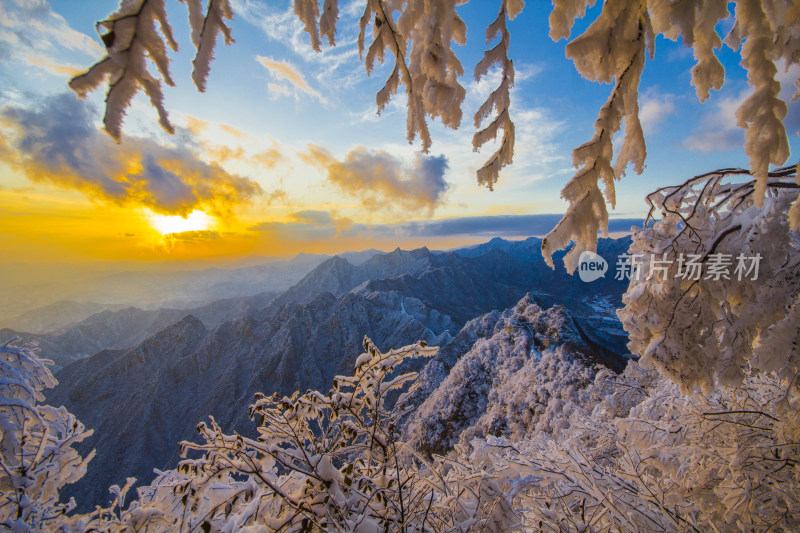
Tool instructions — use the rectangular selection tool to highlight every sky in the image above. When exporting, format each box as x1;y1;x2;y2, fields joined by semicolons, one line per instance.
1;0;798;266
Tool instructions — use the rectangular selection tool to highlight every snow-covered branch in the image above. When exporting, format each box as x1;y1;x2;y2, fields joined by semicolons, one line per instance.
0;339;95;531
472;0;523;191
543;0;799;269
542;0;653;272
68;0;233;141
619;164;799;394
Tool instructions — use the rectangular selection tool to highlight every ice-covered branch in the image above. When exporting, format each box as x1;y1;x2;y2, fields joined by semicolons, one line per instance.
543;0;652;272
68;0;234;141
68;0;177;141
472;0;523;191
189;0;234;93
0;339;97;530
619;164;800;394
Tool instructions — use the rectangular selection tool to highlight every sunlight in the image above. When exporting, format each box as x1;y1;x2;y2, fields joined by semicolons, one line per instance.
146;210;215;235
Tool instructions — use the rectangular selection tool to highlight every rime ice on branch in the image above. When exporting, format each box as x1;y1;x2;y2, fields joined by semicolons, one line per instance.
618;164;800;394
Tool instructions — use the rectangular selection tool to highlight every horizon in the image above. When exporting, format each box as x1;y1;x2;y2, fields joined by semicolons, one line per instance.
0;214;642;269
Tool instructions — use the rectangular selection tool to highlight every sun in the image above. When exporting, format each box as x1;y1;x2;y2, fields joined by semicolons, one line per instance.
146;210;215;235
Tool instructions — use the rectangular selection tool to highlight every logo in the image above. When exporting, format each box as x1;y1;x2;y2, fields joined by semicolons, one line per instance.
578;251;608;282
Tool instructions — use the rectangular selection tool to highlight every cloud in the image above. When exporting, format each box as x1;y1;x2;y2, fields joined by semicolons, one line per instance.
303;145;450;214
248;211;643;243
232;0;360;84
180;115;285;169
219;123;247;139
249;210;350;241
355;214;643;239
776;60;800;134
256;56;326;102
268;83;292;98
683;90;748;152
683;72;800;153
24;55;81;77
1;93;262;217
0;0;103;76
639;92;676;133
161;230;220;242
265;188;289;205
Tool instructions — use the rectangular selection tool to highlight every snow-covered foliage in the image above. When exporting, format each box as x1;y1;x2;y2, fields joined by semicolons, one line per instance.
472;0;522;190
77;337;515;532
68;0;233;141
618;164;800;394
541;0;799;270
403;297;601;457
0;338;96;531
462;357;800;532
70;0;800;267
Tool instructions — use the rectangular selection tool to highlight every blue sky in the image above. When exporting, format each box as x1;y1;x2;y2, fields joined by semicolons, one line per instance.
0;0;798;263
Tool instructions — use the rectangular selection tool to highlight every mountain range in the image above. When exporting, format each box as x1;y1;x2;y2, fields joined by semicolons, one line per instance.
38;236;633;510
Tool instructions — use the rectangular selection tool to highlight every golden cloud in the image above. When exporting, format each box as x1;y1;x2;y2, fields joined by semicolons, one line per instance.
1;94;262;218
256;56;325;102
303;145;450;215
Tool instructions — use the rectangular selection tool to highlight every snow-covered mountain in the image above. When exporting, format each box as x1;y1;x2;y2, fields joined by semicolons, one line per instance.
45;236;633;511
402;295;606;456
265;247;437;310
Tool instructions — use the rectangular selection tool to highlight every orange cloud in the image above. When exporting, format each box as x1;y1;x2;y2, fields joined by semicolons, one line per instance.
184;115;211;136
180;116;284;169
2;94;262;218
256;56;325;102
24;55;81;77
249;210;353;241
303;145;450;215
219;123;247;138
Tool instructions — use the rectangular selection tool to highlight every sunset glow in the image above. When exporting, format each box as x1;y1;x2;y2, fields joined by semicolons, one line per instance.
0;0;798;266
146;210;216;236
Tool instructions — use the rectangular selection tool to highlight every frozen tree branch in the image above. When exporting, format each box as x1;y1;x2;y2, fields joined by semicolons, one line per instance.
619;164;800;394
472;0;522;191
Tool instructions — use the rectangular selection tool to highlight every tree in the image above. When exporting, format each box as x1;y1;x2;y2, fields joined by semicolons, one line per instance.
68;0;800;268
467;357;800;532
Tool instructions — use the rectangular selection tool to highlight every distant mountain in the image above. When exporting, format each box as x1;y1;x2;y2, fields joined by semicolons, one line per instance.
338;249;386;265
2;291;277;369
266;247;436;310
1;300;129;334
453;236;544;263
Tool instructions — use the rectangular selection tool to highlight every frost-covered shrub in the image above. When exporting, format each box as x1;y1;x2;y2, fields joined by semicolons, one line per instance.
0;338;94;531
467;360;800;532
95;337;515;532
